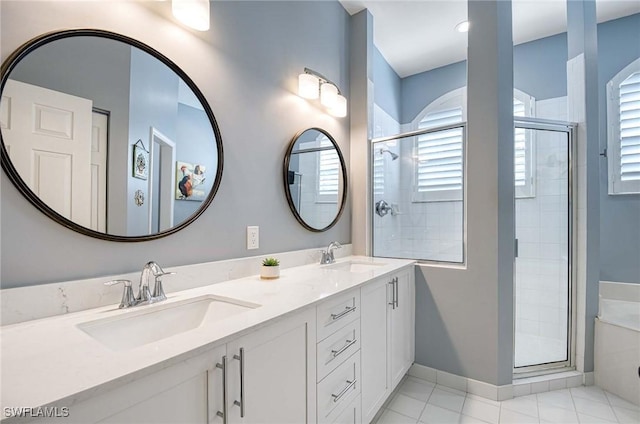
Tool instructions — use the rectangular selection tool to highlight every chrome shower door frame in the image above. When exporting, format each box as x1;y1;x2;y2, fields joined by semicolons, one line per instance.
512;117;577;377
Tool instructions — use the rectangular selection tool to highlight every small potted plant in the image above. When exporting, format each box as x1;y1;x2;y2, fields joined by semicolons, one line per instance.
260;257;280;280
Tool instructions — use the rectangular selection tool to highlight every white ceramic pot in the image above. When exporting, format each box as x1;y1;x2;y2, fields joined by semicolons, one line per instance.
260;265;280;280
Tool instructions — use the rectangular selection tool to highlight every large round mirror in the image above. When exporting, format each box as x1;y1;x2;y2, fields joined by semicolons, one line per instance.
283;128;347;232
0;29;223;241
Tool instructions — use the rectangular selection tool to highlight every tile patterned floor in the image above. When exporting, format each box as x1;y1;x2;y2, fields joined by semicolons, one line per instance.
373;376;640;424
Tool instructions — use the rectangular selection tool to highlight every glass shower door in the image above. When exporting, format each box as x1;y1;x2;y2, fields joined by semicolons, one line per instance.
513;120;574;372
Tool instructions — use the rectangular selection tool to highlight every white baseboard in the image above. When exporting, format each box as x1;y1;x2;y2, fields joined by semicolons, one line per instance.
408;364;513;401
409;363;588;401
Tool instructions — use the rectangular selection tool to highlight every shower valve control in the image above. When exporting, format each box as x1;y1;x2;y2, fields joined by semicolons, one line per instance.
375;200;392;217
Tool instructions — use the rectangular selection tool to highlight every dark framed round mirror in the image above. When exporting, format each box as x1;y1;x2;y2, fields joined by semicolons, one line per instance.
283;128;347;232
0;29;223;241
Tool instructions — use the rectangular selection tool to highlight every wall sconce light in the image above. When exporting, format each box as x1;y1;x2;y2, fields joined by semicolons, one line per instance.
455;20;470;33
172;0;210;31
297;68;347;118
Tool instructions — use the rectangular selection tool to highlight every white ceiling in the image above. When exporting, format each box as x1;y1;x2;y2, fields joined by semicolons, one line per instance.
339;0;640;78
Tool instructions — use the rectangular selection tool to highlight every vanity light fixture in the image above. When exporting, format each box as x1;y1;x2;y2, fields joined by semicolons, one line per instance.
455;20;470;33
172;0;210;31
297;68;347;118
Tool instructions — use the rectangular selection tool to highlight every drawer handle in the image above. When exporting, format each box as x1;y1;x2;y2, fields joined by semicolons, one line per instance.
331;339;357;358
331;379;357;403
233;348;245;418
215;356;227;424
331;306;357;321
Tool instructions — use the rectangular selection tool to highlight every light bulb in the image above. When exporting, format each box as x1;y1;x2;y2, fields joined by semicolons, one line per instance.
298;73;319;99
172;0;210;31
329;94;347;118
320;83;338;108
455;20;470;33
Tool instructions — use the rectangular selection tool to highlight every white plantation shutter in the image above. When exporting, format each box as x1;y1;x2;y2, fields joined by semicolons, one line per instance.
513;98;534;197
619;72;640;182
414;108;464;201
318;138;339;199
413;89;535;201
514;99;526;187
373;152;385;195
608;59;640;195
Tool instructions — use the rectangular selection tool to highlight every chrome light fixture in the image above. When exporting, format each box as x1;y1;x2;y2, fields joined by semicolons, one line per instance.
297;68;347;118
172;0;210;31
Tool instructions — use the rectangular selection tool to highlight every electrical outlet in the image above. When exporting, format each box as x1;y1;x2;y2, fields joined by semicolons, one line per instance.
247;226;259;250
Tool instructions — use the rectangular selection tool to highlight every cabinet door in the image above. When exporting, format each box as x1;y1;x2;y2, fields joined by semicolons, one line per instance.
226;308;316;424
360;277;391;424
389;269;415;390
62;345;226;424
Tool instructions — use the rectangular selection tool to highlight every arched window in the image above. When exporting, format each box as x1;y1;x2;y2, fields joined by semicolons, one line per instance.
607;58;640;195
411;88;535;201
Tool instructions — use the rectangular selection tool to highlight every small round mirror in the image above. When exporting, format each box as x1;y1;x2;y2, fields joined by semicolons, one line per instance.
283;128;347;232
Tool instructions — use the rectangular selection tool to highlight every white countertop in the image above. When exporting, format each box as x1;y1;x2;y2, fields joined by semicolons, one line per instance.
0;256;414;418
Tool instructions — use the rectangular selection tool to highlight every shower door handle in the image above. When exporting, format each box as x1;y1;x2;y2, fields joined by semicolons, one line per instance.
515;239;519;258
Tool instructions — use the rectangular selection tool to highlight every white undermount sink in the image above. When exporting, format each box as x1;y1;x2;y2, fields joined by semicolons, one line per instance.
324;260;387;273
78;295;260;351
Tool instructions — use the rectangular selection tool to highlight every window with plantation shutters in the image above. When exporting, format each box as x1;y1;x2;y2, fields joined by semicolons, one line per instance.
317;136;339;201
414;107;464;201
412;88;535;202
608;59;640;195
620;73;640;181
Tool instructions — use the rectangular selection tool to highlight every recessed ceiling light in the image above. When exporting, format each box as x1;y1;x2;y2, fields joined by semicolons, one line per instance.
455;20;470;33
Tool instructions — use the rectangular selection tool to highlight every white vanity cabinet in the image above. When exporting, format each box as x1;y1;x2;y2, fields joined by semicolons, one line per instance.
52;344;226;424
360;267;415;424
10;260;416;424
42;308;316;424
225;307;316;424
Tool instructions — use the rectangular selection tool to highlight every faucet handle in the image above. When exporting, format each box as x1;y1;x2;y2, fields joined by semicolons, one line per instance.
104;279;136;309
152;271;175;302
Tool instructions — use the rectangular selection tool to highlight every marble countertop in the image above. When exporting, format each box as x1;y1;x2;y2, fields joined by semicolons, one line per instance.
0;256;414;418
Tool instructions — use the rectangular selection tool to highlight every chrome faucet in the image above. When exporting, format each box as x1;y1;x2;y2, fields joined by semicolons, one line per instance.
105;262;175;309
320;241;342;264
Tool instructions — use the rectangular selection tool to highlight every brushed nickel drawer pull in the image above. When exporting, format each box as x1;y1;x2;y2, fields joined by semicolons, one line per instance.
331;379;357;403
215;356;227;424
331;339;357;358
233;348;245;418
331;305;356;321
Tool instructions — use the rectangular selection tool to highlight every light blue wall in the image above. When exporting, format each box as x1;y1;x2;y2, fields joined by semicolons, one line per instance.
174;104;217;226
597;13;640;284
127;47;179;236
0;0;351;288
514;33;568;101
401;61;467;124
373;46;401;122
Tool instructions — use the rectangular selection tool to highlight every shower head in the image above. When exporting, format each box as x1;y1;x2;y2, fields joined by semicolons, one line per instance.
379;148;399;161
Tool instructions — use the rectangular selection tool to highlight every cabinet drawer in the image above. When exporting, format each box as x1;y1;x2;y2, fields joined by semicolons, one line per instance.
317;319;360;380
331;395;361;424
317;289;360;341
317;351;361;424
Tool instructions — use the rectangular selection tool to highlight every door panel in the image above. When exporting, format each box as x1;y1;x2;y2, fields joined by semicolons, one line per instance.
514;124;572;371
226;309;315;424
2;79;93;226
